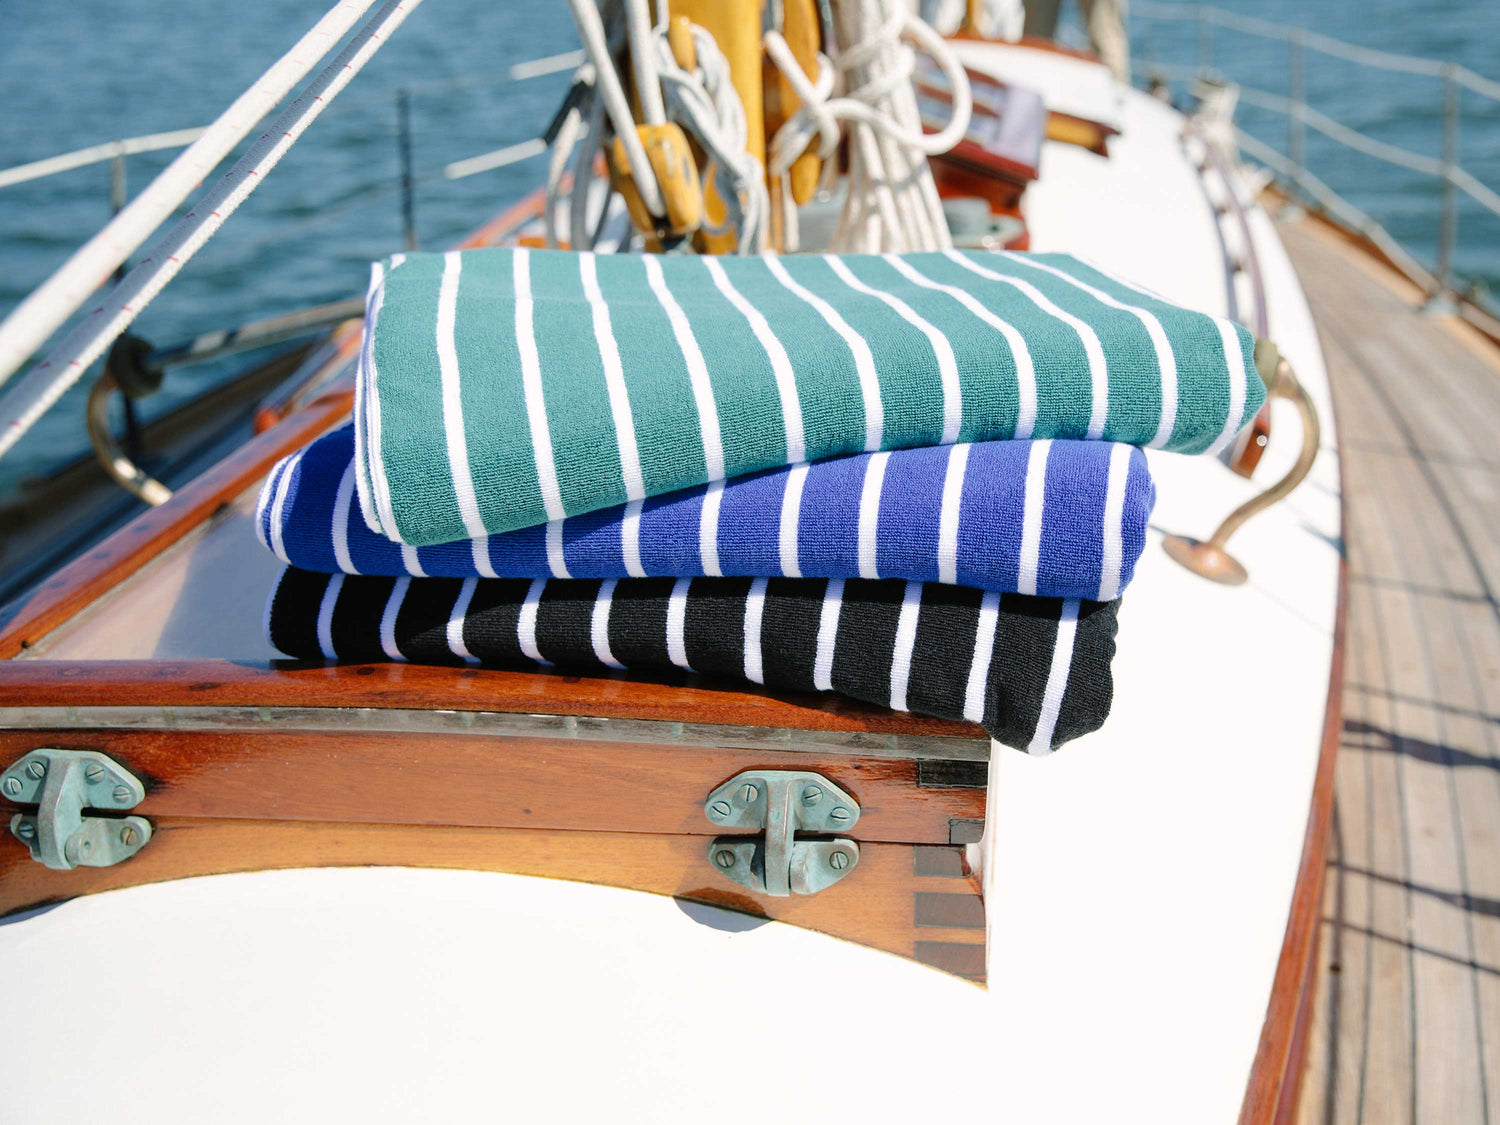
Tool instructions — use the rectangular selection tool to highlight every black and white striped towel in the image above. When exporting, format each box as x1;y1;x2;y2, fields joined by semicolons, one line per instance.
266;567;1118;753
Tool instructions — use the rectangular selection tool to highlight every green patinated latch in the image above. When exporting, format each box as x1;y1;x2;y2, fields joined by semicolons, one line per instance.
3;749;151;871
704;770;860;897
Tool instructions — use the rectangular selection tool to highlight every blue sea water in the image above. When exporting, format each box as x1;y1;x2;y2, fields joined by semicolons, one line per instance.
0;0;1495;495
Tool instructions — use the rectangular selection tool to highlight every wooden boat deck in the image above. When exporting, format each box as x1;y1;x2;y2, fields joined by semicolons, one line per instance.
1280;217;1500;1124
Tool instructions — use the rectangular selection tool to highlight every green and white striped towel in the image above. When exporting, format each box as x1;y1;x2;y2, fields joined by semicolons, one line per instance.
354;247;1260;546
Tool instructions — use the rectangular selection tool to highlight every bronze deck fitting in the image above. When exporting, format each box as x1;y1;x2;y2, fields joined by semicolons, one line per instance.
1164;344;1321;585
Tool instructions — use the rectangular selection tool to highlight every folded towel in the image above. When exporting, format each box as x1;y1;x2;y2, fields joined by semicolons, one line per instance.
265;568;1118;754
355;247;1258;545
260;424;1154;600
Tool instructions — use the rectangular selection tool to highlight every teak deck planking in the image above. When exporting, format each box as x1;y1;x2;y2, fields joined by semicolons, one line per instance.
1279;216;1500;1125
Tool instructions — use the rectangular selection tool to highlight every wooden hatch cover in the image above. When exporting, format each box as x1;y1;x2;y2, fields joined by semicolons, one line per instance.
0;659;992;984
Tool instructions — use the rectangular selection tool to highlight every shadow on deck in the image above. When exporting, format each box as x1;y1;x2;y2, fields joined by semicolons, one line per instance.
1279;218;1500;1125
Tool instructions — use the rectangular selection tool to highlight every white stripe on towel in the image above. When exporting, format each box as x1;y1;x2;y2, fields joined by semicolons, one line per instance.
579;252;645;502
445;577;480;664
963;591;1002;723
436;251;488;540
778;462;809;577
764;255;884;451
1206;316;1250;456
888;581;924;712
1028;599;1080;756
359;258;402;538
469;537;497;579
698;479;724;577
256;454;292;552
379;577;410;661
825;254;962;444
591;578;625;669
884;255;1038;441
945;250;1110;441
743;577;768;684
400;543;426;578
1017;440;1051;597
644;255;725;481
267;450;300;564
331;460;359;574
936;443;970;585
857;450;890;580
518;577;550;665
315;573;344;660
546;520;570;579
813;578;844;692
621;499;647;578
703;257;805;465
666;577;693;672
1097;443;1131;601
513;248;567;522
1000;252;1179;449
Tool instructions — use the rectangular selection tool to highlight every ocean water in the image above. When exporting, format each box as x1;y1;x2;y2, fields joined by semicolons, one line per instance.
0;0;1495;495
1125;0;1500;294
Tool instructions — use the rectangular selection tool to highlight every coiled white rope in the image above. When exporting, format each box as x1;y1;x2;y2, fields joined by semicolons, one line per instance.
765;2;972;252
563;0;665;219
546;10;770;253
650;21;769;252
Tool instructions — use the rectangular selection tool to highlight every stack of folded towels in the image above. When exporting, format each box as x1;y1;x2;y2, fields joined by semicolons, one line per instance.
258;247;1261;754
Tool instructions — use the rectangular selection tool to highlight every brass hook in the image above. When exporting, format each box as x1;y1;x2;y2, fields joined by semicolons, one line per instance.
85;370;172;507
1162;342;1321;585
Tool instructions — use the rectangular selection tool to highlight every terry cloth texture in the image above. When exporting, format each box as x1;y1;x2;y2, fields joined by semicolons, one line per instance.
266;568;1119;754
354;246;1259;545
260;424;1155;601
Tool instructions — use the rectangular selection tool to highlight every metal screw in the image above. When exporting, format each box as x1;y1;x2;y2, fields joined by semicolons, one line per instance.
2;777;19;797
708;800;732;819
25;760;45;780
15;821;35;840
800;785;822;806
112;786;133;805
737;783;759;804
829;851;849;870
120;825;138;847
829;806;851;824
85;764;106;783
714;850;737;869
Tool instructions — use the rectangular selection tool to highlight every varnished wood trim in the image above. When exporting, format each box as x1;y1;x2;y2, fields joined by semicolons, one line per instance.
0;659;988;741
0;727;984;844
0;819;987;983
0;390;353;661
1239;553;1348;1124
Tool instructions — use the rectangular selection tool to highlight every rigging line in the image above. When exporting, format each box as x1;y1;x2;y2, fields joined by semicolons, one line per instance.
0;0;383;385
0;0;424;462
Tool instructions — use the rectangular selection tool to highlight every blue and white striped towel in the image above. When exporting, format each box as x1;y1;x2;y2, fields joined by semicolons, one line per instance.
257;424;1155;600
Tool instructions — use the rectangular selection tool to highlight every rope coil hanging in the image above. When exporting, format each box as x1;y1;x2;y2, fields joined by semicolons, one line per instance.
551;0;972;256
